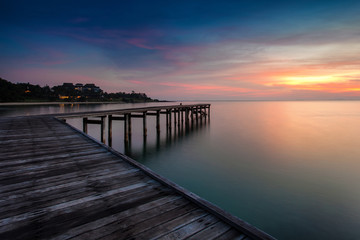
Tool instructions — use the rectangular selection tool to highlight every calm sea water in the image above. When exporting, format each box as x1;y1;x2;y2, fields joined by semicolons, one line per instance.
1;101;360;239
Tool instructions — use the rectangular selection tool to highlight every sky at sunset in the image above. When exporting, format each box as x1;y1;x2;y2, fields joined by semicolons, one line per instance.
1;0;360;100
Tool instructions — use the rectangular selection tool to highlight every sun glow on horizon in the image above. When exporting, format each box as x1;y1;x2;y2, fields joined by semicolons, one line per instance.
279;75;342;85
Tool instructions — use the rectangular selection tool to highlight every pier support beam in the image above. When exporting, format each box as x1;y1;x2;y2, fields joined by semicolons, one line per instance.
83;116;105;143
83;117;88;133
174;109;177;133
156;110;160;135
128;113;132;140
143;111;147;137
168;109;172;131
178;108;181;129
181;109;184;126
100;116;105;143
185;108;189;130
191;107;194;127
124;114;129;144
208;105;211;122
75;104;210;152
108;115;112;147
166;110;169;131
196;106;199;124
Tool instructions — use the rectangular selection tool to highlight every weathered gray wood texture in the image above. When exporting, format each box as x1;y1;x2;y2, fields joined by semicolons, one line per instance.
0;115;273;240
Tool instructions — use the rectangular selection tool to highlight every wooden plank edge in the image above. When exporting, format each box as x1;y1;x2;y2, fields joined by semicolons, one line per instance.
53;116;275;240
52;103;211;119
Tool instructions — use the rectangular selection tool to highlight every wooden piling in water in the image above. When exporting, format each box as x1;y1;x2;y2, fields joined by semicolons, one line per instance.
83;117;88;133
65;104;211;149
181;109;184;126
143;111;147;137
166;109;169;131
100;116;105;143
124;113;129;144
108;115;112;146
208;105;211;122
156;110;160;134
174;108;177;130
168;109;172;131
195;106;199;124
191;107;194;127
178;108;181;129
128;113;132;140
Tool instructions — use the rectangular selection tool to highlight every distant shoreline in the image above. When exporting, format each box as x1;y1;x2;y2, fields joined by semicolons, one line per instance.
0;100;171;106
0;102;133;106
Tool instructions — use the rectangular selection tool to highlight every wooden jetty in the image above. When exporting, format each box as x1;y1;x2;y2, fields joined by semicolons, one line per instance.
57;104;211;147
0;104;275;240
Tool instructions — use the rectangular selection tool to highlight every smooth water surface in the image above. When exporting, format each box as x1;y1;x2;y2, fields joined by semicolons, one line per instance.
2;101;360;239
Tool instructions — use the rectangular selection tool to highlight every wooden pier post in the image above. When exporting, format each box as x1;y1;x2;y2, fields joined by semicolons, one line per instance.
83;116;105;143
196;106;199;124
203;106;207;121
191;107;194;127
100;116;105;143
185;108;189;129
166;110;169;131
208;105;211;122
128;113;132;139
83;117;88;133
143;111;147;137
156;110;160;135
168;109;172;131
178;108;181;129
124;114;129;144
174;109;177;132
181;108;184;126
108;115;112;147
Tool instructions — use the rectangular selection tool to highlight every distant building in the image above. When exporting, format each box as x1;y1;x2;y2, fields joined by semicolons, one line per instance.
74;83;83;92
53;82;103;100
83;83;102;94
62;83;74;90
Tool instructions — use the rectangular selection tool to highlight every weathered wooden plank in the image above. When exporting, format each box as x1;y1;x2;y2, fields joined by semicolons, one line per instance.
0;164;137;196
118;208;208;240
0;136;96;152
214;228;248;240
0;153;120;182
0;146;108;168
0;168;142;212
156;214;219;239
129;114;144;118
0;158;130;187
0;180;163;235
53;104;211;119
49;195;184;240
65;196;190;240
32;189;167;239
186;220;232;240
0;173;158;218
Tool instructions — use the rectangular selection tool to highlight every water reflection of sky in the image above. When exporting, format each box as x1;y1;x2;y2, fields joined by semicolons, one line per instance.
99;101;360;240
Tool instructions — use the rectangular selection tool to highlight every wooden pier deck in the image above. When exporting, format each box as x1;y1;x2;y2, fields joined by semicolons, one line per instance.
0;108;274;239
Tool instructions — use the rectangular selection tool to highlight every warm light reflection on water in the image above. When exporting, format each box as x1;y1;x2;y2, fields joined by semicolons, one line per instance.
2;101;360;239
116;101;360;240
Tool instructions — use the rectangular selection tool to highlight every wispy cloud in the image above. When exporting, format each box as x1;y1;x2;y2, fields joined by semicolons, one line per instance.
2;0;360;100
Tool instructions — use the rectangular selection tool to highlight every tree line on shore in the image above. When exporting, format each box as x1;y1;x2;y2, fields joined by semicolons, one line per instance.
0;78;159;103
